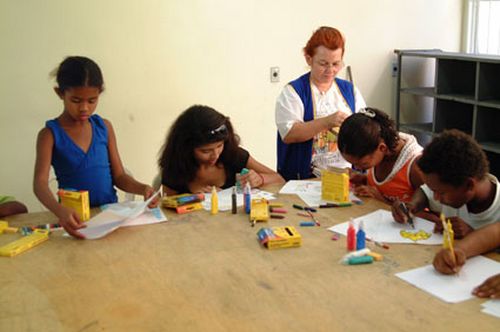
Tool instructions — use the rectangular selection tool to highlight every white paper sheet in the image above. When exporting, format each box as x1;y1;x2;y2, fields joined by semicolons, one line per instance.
202;188;275;211
481;300;500;318
278;180;361;207
328;209;443;245
395;256;500;303
79;189;165;239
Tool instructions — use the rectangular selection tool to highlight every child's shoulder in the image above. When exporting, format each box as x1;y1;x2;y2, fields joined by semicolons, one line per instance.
90;114;113;129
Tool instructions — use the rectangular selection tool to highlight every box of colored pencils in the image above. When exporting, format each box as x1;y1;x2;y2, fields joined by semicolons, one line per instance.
57;189;90;222
257;226;302;250
321;167;350;203
162;193;205;214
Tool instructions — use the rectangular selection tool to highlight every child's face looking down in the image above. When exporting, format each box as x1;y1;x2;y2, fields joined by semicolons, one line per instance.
422;172;474;208
194;141;224;166
57;86;100;122
341;143;386;170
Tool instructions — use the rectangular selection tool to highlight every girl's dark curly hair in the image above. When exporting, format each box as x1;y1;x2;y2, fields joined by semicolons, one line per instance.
417;129;489;186
158;105;241;190
338;107;399;158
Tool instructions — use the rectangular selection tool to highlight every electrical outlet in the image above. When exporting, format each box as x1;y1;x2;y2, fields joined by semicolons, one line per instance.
270;67;280;82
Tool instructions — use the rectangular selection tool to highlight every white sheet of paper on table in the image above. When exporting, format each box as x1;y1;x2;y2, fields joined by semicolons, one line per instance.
328;209;443;245
78;190;166;239
481;299;500;318
395;256;500;303
278;180;361;206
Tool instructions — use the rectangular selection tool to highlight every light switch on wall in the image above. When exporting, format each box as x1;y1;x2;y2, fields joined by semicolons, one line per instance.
270;67;280;82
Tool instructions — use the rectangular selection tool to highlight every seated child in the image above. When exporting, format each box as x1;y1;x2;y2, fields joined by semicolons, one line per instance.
337;107;423;204
392;129;499;238
158;105;285;195
0;195;28;218
34;56;157;238
433;222;500;298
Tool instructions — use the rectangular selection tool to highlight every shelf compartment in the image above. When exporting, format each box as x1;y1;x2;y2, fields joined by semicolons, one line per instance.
434;100;473;134
400;87;436;97
478;62;500;103
476;106;500;153
400;123;433;134
397;94;434;132
436;59;476;97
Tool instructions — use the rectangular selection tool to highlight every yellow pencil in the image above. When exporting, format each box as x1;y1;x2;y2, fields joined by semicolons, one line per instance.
440;213;456;268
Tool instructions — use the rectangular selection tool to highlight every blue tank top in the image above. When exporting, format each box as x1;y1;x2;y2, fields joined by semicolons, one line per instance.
46;114;117;207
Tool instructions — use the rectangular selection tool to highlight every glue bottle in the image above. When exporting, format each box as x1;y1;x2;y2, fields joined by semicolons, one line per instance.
347;219;356;251
243;182;251;214
211;186;218;215
356;220;366;250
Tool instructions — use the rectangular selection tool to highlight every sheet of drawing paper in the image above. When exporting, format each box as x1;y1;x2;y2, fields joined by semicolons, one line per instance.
395;256;500;303
101;201;167;226
481;300;500;318
202;188;275;211
78;209;126;239
279;180;360;206
279;180;321;195
328;209;443;244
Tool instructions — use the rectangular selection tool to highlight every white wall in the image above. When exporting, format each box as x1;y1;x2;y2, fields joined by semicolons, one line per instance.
0;0;463;211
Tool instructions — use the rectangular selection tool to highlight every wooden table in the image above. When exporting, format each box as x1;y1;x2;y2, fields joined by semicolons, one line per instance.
1;185;499;331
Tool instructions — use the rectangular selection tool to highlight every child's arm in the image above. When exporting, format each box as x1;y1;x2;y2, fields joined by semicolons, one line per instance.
240;156;285;188
33;128;86;238
104;120;158;207
391;187;429;223
409;156;424;189
433;222;500;276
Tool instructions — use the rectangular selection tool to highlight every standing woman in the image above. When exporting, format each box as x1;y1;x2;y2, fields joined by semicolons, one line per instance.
275;26;366;180
158;105;284;195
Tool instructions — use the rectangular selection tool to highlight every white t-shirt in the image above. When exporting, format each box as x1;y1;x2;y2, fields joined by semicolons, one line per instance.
421;174;500;229
275;79;366;172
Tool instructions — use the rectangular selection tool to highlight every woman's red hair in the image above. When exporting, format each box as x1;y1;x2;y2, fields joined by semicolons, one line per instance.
303;26;345;57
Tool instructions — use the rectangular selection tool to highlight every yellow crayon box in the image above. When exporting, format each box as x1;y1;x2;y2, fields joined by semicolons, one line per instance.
257;226;302;250
57;189;90;222
321;167;350;203
250;198;269;224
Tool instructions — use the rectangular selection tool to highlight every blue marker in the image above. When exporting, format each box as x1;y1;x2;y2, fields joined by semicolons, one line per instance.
356;220;366;250
244;182;251;214
300;221;315;227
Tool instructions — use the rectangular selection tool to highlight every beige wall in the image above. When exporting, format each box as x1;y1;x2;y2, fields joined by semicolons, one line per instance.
0;0;463;212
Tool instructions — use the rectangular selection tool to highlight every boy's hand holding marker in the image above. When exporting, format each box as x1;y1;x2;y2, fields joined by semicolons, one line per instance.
432;247;466;275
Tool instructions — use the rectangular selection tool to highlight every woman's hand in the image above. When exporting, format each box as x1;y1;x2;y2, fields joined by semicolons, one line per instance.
325;111;349;128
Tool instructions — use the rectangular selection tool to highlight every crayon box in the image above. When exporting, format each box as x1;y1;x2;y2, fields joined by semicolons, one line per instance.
257;226;302;250
321;167;350;203
57;189;90;222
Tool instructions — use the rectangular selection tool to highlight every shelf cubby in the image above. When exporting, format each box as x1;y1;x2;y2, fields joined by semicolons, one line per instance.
395;49;500;176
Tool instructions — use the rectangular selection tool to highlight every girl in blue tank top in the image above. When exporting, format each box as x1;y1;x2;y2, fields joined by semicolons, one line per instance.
34;56;158;238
